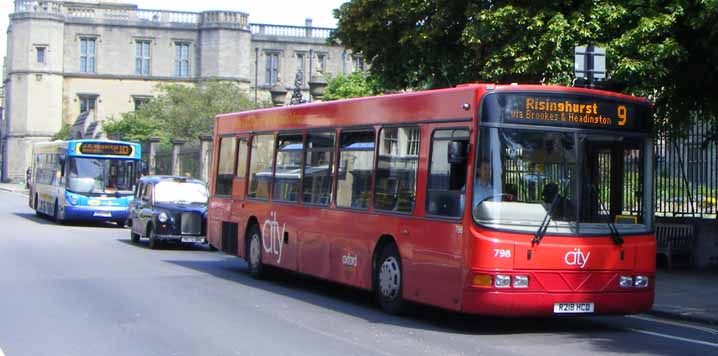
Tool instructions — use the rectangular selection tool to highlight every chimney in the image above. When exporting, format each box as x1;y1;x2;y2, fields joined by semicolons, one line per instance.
305;18;313;28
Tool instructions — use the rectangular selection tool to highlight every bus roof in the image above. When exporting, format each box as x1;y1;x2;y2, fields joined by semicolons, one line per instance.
215;84;650;134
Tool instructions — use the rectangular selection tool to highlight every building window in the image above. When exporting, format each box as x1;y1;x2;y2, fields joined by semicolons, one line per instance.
265;52;280;85
407;128;420;156
135;40;151;76
133;96;150;110
175;42;190;78
317;53;327;73
79;95;97;113
80;37;96;73
383;128;398;155
36;46;46;64
352;55;365;73
295;52;305;85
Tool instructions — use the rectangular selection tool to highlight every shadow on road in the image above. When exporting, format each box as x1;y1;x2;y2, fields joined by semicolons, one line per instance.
116;238;212;252
13;212;124;228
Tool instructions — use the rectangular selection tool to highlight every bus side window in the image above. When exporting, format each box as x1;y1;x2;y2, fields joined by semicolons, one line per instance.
374;126;420;213
248;134;276;200
272;133;304;203
302;131;335;206
336;130;375;209
215;136;237;196
426;129;470;217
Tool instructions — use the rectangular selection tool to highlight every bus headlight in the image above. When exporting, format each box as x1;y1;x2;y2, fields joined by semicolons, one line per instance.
495;275;511;288
513;275;529;288
619;276;633;288
634;275;649;288
65;192;79;206
158;212;169;223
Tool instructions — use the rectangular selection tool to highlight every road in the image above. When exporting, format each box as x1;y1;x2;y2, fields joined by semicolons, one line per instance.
0;190;716;356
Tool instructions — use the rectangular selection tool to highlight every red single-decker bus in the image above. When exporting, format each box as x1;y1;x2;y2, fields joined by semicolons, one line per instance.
208;83;655;316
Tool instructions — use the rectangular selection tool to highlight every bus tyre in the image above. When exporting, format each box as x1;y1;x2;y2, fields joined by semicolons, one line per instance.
148;228;161;250
247;224;265;279
34;194;41;217
374;244;405;315
53;200;65;224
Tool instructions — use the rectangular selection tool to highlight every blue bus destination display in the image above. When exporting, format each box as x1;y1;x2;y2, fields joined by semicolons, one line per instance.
78;142;133;156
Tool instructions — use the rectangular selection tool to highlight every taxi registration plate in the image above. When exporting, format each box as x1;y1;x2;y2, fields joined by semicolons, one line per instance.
553;302;594;314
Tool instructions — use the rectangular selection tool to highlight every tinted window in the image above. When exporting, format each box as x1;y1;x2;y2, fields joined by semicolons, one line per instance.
248;134;275;200
303;131;335;206
426;129;470;217
374;127;420;213
273;134;303;203
336;130;375;209
215;136;236;196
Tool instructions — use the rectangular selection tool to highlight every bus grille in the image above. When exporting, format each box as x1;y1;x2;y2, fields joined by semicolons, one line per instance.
180;212;202;235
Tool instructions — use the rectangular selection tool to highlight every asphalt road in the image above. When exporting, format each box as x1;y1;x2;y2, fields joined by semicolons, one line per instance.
1;190;717;356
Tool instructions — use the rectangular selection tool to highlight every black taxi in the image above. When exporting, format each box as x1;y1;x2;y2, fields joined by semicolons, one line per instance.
128;176;208;249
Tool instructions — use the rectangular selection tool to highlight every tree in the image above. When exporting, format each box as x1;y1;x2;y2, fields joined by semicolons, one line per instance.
323;72;377;101
52;124;70;141
104;80;262;142
332;0;718;136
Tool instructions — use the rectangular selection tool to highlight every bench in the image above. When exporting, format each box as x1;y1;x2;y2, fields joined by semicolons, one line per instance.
655;223;695;270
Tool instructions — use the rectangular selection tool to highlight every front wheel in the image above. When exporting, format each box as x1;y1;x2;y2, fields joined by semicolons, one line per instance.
148;229;161;250
53;200;65;224
130;227;140;243
374;244;405;314
246;224;265;279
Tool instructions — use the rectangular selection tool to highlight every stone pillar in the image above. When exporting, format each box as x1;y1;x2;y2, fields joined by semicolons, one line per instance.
148;137;161;175
171;139;186;177
309;73;328;102
199;135;213;183
269;83;288;107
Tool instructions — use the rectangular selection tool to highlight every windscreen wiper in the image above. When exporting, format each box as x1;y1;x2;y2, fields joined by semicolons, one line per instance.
532;183;567;246
590;185;624;246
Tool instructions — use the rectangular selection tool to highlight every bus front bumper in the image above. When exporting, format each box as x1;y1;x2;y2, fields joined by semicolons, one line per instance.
462;289;654;316
63;205;129;221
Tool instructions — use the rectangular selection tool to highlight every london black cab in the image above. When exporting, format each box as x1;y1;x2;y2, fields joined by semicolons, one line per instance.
129;176;208;249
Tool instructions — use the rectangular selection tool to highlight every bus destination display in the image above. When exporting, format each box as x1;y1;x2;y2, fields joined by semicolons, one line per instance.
484;93;652;132
78;142;133;156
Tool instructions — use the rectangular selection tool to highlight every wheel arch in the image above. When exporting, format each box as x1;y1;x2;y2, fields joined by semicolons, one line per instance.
371;234;399;290
243;216;260;257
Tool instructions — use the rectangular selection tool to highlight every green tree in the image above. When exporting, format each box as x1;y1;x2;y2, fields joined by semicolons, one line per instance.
104;80;261;142
52;124;71;141
323;72;377;101
332;0;718;136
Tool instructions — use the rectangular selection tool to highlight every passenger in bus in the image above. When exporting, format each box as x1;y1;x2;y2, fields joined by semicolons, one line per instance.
472;160;494;207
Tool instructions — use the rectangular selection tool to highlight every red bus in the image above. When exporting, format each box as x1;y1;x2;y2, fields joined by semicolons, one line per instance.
208;84;655;316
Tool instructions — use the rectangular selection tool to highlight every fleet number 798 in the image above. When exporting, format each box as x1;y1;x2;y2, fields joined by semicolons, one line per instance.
494;249;511;258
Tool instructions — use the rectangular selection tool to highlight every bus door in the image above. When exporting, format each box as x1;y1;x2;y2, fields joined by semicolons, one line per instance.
581;140;644;223
230;135;249;255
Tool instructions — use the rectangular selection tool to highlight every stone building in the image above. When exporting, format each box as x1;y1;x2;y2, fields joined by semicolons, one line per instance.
1;0;362;182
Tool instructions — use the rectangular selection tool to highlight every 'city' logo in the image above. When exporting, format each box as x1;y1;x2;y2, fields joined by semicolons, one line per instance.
262;211;285;264
342;253;358;268
564;248;591;269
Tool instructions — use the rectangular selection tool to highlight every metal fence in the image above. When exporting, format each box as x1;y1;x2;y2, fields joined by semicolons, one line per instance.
178;142;201;179
655;119;718;218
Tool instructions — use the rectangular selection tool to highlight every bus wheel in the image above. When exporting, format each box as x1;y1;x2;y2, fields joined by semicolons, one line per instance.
53;200;65;224
374;244;405;314
148;227;161;250
34;194;41;217
247;224;264;279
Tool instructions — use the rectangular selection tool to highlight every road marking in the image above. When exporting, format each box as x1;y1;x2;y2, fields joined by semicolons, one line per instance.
0;345;5;356
629;328;718;347
627;315;718;335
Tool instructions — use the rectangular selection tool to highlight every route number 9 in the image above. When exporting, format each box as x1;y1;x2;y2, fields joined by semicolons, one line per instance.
494;249;512;258
617;105;627;126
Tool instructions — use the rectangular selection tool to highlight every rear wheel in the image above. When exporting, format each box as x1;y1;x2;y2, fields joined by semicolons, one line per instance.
247;224;264;279
374;244;405;314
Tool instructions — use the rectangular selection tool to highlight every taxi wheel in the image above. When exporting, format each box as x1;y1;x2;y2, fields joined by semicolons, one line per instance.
148;227;161;250
374;244;405;315
247;224;264;279
130;227;140;243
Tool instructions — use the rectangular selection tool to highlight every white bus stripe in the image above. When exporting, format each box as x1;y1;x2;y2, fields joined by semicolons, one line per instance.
629;328;718;348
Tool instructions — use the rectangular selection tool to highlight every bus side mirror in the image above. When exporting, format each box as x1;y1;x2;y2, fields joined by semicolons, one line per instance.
448;140;469;165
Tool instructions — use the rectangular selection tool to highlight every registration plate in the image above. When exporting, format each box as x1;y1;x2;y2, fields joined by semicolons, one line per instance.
553;302;594;314
93;211;112;217
181;236;201;243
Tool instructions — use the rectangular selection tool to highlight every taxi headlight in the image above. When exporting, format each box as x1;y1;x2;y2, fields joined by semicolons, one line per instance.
158;212;169;223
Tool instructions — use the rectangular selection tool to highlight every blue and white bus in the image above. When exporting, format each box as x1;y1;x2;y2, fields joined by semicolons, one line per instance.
29;139;142;225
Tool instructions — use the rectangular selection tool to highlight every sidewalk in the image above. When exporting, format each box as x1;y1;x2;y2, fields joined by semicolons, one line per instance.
650;270;718;325
0;182;716;324
0;183;29;195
